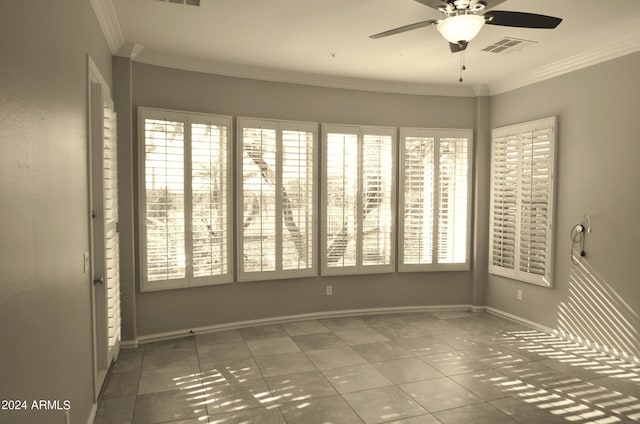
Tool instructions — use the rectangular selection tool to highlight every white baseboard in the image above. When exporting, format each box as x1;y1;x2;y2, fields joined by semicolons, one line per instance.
132;304;476;345
120;303;639;366
484;306;554;333
120;339;139;349
485;306;640;365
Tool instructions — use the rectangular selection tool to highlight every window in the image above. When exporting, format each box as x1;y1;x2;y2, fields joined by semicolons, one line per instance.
398;128;472;271
237;118;317;281
322;125;395;275
489;116;556;286
139;108;233;291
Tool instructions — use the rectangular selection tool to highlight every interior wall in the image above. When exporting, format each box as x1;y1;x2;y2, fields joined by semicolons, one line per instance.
130;63;478;337
488;52;640;361
0;1;112;424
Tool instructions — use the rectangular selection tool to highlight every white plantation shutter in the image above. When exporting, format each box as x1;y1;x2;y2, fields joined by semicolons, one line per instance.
325;131;359;268
489;117;556;286
437;136;470;264
399;129;472;271
519;127;553;276
140;108;232;291
489;133;519;271
401;135;434;266
238;118;316;281
103;103;120;357
322;125;395;275
362;135;393;266
281;129;315;271
241;126;277;274
143;114;186;284
190;117;232;281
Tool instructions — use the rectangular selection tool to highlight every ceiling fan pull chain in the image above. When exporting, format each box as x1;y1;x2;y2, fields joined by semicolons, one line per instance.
459;50;465;83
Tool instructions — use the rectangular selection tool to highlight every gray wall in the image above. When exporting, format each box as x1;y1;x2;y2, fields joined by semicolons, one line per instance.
129;63;478;336
487;52;640;360
0;1;112;423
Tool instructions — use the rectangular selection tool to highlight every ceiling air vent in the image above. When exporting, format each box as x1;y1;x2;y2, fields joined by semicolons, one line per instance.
482;37;536;54
155;0;203;7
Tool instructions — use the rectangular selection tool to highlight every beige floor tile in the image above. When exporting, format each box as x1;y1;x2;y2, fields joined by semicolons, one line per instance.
343;386;427;424
253;352;316;377
323;364;393;393
246;336;301;356
282;320;330;336
280;395;364;424
401;377;482;412
265;370;337;404
373;357;444;384
305;346;368;370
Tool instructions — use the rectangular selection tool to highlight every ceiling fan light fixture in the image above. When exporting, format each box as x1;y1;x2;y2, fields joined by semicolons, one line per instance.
437;14;485;44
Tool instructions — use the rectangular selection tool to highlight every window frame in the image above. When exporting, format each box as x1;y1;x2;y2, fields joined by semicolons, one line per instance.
489;116;557;287
236;117;318;282
321;124;397;276
138;107;234;292
398;128;473;272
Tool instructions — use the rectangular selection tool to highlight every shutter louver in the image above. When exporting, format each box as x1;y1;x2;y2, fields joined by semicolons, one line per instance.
281;130;314;271
191;122;228;278
402;136;435;265
140;109;232;290
489;117;556;286
238;119;316;280
323;125;395;275
144;118;186;282
326;132;359;268
437;137;469;264
103;105;120;352
399;129;471;271
362;135;393;266
242;127;277;273
490;134;519;270
519;128;552;277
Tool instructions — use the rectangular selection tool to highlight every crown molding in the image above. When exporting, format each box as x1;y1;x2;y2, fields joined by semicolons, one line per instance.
90;0;124;54
134;49;478;97
489;35;640;95
115;42;145;60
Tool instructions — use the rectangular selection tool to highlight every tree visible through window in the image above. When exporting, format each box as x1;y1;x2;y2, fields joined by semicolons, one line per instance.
238;118;316;281
322;125;395;275
399;128;472;271
140;109;232;291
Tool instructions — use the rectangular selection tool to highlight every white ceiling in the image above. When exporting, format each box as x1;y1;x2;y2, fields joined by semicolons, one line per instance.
102;0;640;95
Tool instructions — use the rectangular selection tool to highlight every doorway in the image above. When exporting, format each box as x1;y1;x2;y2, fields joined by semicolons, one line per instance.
88;57;121;399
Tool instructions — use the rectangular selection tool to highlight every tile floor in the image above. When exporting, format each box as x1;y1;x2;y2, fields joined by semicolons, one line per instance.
95;311;640;424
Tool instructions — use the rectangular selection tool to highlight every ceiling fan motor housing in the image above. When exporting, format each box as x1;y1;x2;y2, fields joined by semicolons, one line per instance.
441;0;487;16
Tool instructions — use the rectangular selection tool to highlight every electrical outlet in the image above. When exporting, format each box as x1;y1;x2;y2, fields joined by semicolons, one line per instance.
517;289;523;301
326;285;333;296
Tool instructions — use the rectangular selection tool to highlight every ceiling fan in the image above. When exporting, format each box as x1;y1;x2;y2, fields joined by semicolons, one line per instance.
370;0;562;55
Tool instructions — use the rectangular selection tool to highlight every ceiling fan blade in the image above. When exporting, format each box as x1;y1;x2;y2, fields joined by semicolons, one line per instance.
449;41;468;53
484;11;562;29
369;19;438;39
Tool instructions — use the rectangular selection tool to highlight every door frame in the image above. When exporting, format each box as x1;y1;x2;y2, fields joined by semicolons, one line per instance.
87;55;118;400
